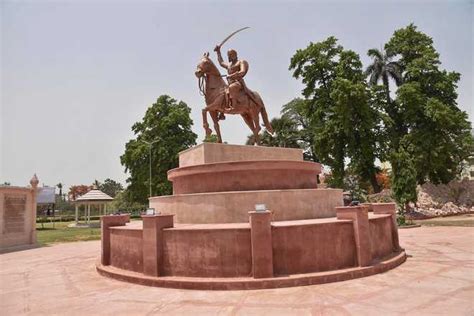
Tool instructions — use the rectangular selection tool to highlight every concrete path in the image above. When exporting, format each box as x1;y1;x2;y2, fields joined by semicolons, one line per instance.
1;226;473;315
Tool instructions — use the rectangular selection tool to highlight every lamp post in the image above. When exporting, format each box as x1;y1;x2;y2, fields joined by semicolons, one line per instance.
141;139;159;198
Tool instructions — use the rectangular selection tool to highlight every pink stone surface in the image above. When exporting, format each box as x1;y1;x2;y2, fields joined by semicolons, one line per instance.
161;226;252;277
369;215;394;259
100;214;130;265
249;211;273;278
110;228;143;273
169;160;321;194
272;220;357;275
179;142;303;167
1;226;472;315
336;206;372;267
104;214;398;281
370;202;401;251
149;189;343;224
98;251;406;290
142;214;174;277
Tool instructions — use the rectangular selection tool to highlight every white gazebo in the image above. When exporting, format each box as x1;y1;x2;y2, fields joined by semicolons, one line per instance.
73;187;114;225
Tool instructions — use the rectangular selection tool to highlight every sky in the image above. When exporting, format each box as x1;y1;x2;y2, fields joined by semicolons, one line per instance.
1;0;472;190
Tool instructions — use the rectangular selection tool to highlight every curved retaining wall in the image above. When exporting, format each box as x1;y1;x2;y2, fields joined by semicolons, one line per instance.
162;225;252;277
109;227;143;273
149;189;343;224
102;208;400;281
369;216;395;260
271;220;357;275
168;160;321;194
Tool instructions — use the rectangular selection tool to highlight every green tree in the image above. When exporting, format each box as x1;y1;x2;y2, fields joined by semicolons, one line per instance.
120;95;197;204
98;178;124;198
332;76;382;192
281;98;318;162
365;48;402;104
385;24;473;185
110;189;146;213
391;146;417;222
289;37;381;191
56;183;63;199
203;134;219;143
246;116;301;148
365;48;404;154
55;194;74;211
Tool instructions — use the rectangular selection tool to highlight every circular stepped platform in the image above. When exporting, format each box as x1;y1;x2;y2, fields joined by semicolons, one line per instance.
150;188;343;224
168;160;321;194
98;143;405;289
97;251;406;290
98;212;405;289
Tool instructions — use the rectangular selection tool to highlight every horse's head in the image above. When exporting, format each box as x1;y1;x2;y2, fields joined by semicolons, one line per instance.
195;52;219;78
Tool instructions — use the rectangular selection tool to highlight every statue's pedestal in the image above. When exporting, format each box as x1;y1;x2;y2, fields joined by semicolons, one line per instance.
178;142;303;167
151;143;342;223
98;143;405;290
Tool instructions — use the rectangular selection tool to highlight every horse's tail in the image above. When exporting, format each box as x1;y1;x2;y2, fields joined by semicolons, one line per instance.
260;105;273;134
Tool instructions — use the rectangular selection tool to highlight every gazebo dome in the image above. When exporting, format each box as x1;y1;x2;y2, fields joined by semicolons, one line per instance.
74;189;113;202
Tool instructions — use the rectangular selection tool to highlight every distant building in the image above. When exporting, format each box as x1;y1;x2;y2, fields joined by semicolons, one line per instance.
465;153;474;180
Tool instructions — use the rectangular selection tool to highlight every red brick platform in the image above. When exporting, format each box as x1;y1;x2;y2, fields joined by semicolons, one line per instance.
98;144;405;290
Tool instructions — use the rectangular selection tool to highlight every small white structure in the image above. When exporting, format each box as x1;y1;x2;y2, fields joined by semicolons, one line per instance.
73;187;113;226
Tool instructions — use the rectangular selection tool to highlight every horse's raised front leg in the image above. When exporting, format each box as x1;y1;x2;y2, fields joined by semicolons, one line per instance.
202;109;212;137
209;111;222;143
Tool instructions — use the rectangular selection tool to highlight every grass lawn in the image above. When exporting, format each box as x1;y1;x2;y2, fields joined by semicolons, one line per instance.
36;221;101;246
414;214;474;227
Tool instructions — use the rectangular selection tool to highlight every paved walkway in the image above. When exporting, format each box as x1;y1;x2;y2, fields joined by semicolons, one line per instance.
1;226;473;315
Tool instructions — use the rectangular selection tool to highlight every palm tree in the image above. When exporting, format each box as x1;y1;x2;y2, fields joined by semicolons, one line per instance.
365;48;402;104
245;117;300;148
56;183;63;200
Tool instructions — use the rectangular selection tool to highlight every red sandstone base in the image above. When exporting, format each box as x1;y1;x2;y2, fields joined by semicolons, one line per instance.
98;145;406;290
96;251;406;290
98;205;405;290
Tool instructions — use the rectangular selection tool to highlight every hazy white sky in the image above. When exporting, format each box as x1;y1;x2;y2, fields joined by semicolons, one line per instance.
1;0;472;190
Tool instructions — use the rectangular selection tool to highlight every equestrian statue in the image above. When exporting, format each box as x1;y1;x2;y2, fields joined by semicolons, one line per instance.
195;27;273;145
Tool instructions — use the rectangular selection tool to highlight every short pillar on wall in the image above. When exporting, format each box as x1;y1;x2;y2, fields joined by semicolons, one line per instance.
101;214;130;266
372;203;401;251
336;206;372;267
361;203;373;212
142;214;174;277
249;211;273;278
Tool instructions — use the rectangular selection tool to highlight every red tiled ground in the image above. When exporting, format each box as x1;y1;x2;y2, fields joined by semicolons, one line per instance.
1;226;473;315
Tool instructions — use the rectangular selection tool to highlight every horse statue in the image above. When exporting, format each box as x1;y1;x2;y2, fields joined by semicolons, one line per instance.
195;52;273;145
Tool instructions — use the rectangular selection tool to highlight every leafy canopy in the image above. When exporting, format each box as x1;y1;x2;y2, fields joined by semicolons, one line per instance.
385;24;473;185
289;37;381;191
97;178;124;198
120;95;197;203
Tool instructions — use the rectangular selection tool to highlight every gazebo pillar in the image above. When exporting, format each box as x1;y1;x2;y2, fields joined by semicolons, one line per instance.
104;203;107;215
87;204;91;223
75;204;79;224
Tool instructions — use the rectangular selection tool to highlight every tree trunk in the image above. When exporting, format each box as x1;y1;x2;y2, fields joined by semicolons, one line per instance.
369;172;382;193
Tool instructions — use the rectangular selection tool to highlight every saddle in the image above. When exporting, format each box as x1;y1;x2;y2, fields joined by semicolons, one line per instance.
218;83;258;120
